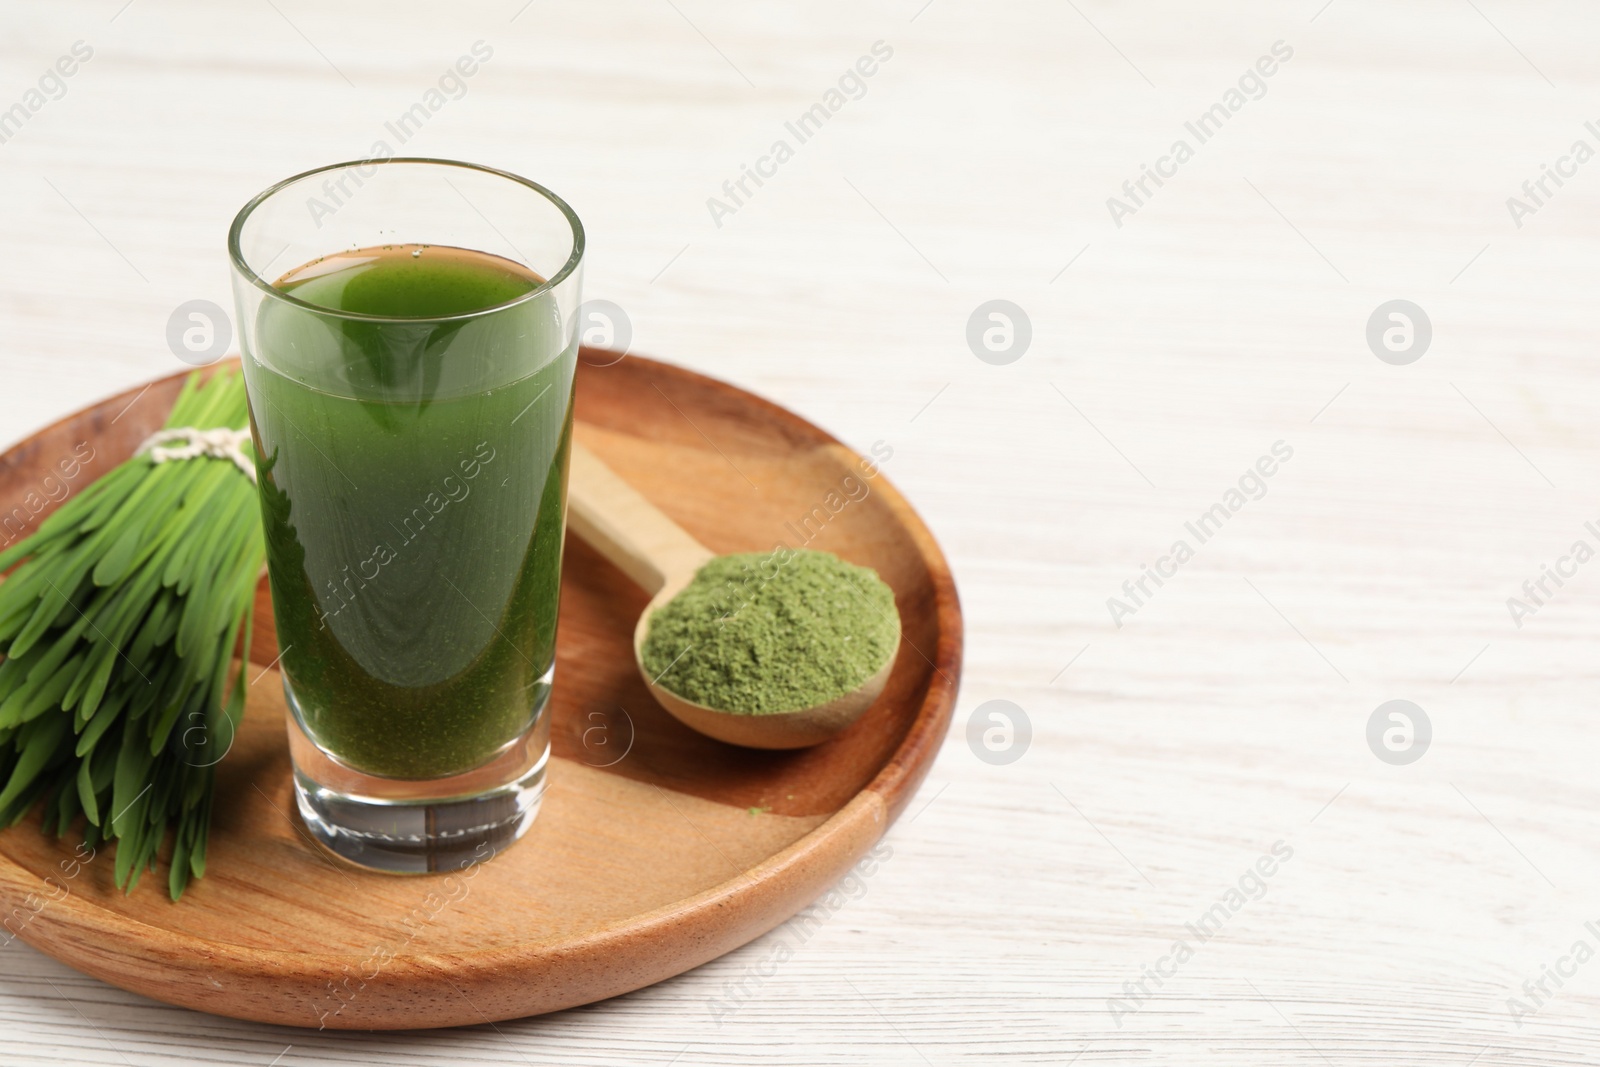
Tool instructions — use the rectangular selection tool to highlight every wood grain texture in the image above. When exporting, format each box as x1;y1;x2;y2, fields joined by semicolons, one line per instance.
0;355;960;1029
4;0;1600;1062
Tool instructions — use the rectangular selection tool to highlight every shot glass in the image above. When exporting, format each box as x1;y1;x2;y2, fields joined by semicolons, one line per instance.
228;159;583;872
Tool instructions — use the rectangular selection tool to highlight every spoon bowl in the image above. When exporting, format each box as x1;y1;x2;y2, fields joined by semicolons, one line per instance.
630;577;899;749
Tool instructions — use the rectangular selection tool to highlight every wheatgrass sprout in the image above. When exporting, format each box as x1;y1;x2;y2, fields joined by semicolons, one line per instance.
0;368;265;899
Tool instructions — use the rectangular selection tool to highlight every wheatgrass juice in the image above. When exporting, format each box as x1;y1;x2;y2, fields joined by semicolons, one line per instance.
243;244;573;779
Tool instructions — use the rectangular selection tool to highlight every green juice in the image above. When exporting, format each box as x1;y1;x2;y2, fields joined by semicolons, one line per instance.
242;244;574;779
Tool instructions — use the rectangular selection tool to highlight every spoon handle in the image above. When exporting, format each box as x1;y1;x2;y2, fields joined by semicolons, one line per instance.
567;441;715;595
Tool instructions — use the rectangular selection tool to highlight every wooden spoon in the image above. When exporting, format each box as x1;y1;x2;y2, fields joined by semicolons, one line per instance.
565;441;897;749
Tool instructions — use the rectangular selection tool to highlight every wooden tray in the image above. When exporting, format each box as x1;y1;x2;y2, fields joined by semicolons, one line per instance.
0;351;961;1030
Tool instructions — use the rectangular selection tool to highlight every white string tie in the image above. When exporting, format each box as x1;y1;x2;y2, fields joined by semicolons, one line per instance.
137;427;256;483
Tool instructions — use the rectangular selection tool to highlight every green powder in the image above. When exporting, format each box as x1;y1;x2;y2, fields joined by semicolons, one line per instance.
640;549;899;715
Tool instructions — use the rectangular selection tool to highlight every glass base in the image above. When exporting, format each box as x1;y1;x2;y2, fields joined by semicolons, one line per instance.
286;679;551;874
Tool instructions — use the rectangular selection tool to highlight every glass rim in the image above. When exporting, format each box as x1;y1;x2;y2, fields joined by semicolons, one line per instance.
226;157;586;324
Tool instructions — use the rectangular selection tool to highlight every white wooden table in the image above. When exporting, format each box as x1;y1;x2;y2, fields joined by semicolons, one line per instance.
3;0;1600;1062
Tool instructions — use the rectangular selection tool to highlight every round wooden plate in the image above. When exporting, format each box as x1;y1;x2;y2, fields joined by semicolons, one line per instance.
0;350;961;1030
